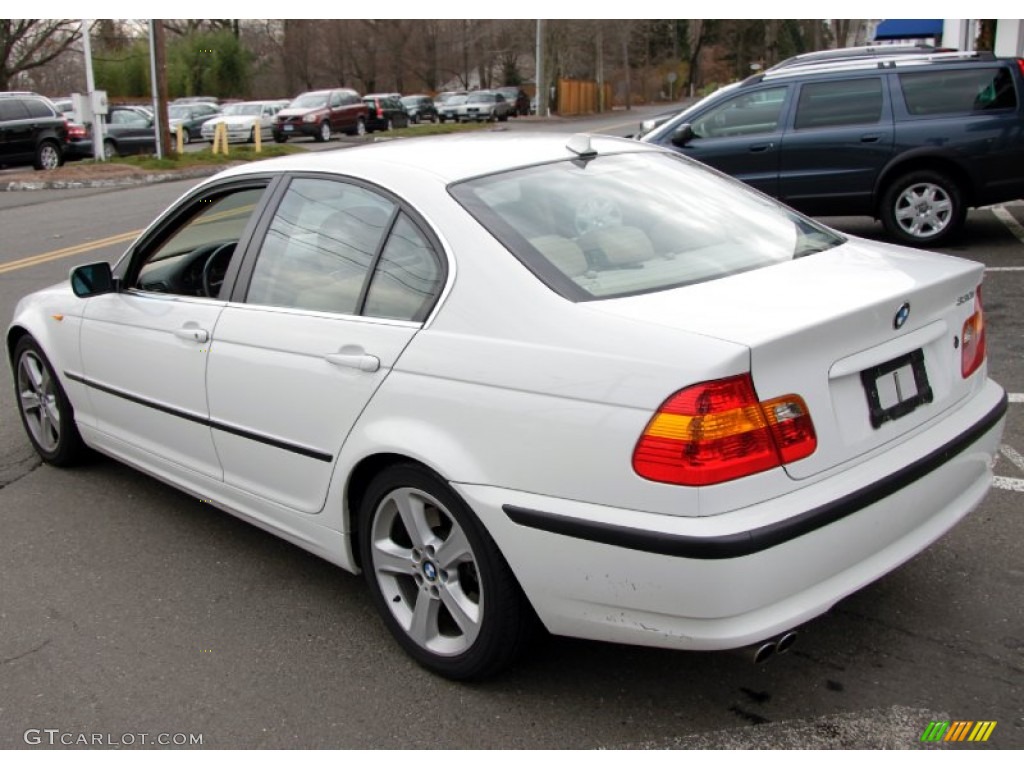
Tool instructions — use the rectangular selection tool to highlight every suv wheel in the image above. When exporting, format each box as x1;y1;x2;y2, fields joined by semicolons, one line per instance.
317;121;331;142
34;140;63;171
881;170;965;246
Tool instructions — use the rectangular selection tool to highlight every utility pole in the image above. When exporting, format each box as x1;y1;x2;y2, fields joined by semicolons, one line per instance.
536;19;546;117
151;20;172;158
81;20;105;161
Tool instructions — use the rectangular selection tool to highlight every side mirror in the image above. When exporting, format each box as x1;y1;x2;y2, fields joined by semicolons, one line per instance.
70;262;116;298
670;123;695;148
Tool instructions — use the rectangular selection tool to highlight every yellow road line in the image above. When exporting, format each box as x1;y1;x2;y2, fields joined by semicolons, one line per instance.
0;229;143;275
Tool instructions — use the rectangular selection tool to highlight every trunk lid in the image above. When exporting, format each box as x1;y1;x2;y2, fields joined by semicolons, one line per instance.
591;237;986;480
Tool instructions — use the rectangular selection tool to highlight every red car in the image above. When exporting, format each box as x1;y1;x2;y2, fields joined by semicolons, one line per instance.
273;89;368;142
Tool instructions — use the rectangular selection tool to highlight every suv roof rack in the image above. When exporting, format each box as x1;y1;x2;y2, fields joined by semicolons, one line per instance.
769;43;951;72
761;50;996;81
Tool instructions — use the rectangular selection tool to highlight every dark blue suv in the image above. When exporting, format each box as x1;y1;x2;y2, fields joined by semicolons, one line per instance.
642;52;1024;245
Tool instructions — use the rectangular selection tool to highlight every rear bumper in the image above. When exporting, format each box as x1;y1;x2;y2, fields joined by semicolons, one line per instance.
455;379;1006;651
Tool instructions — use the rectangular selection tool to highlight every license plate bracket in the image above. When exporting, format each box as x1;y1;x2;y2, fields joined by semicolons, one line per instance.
860;349;933;429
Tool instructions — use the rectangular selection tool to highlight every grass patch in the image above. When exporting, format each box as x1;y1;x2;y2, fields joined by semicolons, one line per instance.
383;121;499;138
107;144;303;170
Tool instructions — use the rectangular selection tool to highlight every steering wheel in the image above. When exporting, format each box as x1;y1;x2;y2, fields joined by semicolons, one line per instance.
201;242;236;298
574;196;623;236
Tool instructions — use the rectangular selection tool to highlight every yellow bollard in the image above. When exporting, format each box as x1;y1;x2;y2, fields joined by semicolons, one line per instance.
213;122;229;155
176;123;185;153
253;119;261;153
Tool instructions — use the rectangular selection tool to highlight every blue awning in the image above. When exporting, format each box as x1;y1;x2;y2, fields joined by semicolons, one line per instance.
874;19;944;40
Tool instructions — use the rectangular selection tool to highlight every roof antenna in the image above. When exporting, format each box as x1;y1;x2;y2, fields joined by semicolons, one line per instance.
566;133;597;159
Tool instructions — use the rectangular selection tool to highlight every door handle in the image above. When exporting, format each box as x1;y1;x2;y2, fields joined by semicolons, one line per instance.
860;134;881;143
324;348;380;373
174;324;209;343
749;142;773;152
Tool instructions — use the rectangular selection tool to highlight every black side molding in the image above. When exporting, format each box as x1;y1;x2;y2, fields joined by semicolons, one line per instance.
505;391;1008;560
65;371;334;463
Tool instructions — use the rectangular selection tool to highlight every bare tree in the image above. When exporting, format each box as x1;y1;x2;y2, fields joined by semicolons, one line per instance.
0;19;82;90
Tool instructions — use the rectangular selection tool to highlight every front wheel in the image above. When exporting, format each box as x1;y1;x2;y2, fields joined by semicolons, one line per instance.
103;138;118;158
273;132;287;143
880;170;965;246
13;336;86;466
358;464;536;680
316;121;331;142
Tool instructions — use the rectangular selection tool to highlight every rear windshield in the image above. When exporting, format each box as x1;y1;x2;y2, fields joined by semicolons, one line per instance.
449;151;844;301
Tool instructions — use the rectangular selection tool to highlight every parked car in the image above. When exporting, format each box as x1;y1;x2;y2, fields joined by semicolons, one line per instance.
362;93;410;132
9;133;1005;680
168;102;221;143
0;91;67;170
97;106;157;157
458;90;513;122
495;86;531;116
437;93;467;123
171;96;219;106
400;95;439;124
201;101;284;144
641;50;1024;245
273;89;368;142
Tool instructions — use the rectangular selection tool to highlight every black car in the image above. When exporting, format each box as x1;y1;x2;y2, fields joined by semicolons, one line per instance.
362;94;410;132
168;102;220;143
400;95;438;124
0;92;67;170
642;50;1024;245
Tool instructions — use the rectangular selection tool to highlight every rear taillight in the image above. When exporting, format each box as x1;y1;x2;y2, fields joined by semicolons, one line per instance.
961;284;986;378
1017;59;1024;79
632;374;816;486
67;123;86;139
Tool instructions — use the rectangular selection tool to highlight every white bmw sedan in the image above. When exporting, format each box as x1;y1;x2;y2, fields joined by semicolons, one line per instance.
8;134;1006;680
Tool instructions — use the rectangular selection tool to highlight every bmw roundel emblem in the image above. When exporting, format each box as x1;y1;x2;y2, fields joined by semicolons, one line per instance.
893;302;911;330
423;562;437;582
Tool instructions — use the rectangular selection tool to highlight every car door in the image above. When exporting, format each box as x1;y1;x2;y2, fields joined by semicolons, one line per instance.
660;85;790;197
777;76;894;215
0;98;34;162
77;181;273;477
207;175;446;513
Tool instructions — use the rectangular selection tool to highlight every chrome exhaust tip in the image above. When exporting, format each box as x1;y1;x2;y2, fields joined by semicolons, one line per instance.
752;641;776;664
775;630;798;655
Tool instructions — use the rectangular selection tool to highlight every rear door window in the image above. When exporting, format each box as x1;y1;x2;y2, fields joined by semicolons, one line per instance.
899;66;1017;115
794;78;883;129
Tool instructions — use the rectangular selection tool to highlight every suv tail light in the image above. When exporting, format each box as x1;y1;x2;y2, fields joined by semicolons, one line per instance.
632;374;816;486
961;284;986;378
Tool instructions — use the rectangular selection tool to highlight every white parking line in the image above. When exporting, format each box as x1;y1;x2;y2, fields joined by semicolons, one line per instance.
1010;393;1024;403
991;204;1024;244
993;476;1024;492
999;444;1024;473
985;267;1024;272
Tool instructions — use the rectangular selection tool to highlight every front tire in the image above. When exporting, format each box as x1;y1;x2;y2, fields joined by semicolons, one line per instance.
358;464;536;680
103;138;118;158
316;121;331;142
880;170;965;246
13;336;86;466
34;140;63;171
273;132;287;143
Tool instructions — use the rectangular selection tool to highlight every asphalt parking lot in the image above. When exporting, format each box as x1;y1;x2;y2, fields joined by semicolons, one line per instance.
0;132;1022;749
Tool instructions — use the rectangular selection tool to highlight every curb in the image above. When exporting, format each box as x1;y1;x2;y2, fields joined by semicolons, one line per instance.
1;165;231;192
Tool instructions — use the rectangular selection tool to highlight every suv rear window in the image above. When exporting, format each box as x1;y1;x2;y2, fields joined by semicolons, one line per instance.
450;151;843;301
899;67;1017;115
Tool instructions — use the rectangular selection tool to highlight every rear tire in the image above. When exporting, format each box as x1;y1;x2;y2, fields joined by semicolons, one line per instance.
33;140;63;171
273;132;287;143
13;336;86;466
358;463;537;680
880;170;965;247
